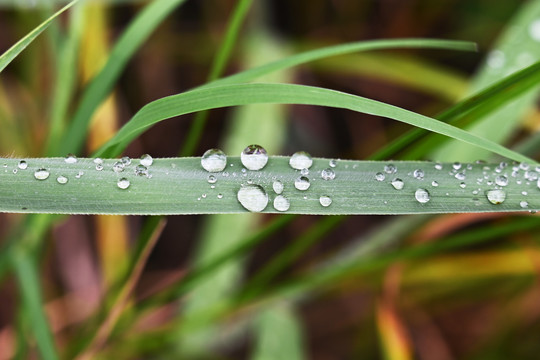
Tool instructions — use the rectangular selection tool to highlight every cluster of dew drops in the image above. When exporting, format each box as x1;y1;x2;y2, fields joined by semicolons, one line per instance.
7;153;154;190
200;145;335;212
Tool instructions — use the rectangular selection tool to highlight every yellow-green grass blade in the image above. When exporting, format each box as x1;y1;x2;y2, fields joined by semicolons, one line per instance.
0;157;538;215
95;83;534;164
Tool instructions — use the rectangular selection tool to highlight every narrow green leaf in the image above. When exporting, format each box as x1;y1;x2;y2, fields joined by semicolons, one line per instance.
95;83;534;164
0;157;538;214
0;0;78;74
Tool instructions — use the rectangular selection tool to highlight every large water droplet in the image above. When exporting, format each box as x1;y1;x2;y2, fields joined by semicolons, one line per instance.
415;188;430;203
486;189;506;204
321;168;336;180
201;148;227;172
241;144;268;171
319;195;332;207
237;184;268;212
117;178;130;190
140;154;153;167
273;195;290;212
391;178;404;190
289;151;313;170
65;154;77;164
57;175;68;184
273;180;284;194
34;168;50;180
294;176;310;191
17;160;28;170
495;175;508;187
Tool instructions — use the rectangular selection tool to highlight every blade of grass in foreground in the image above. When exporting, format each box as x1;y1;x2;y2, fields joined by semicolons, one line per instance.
0;0;78;74
0;157;538;215
95;83;534;164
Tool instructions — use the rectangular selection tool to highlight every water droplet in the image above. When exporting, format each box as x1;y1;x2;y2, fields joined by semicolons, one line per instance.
329;159;337;168
391;178;404;190
415;188;430;204
294;176;311;191
113;161;125;173
434;163;443;170
529;19;540;41
273;180;284;194
522;191;528;196
537;178;540;189
452;162;462;170
12;169;17;174
431;180;439;187
93;158;103;164
65;154;77;164
455;172;466;181
319;195;332;207
301;168;309;176
273;195;290;212
140;154;153;167
201;148;227;172
487;50;505;69
321;168;336;180
525;171;538;181
96;164;104;171
486;189;506;204
413;169;424;180
17;160;28;170
217;193;223;199
237;184;268;212
240;144;268;171
495;175;508;186
289;151;313;170
375;172;385;182
56;175;68;184
34;168;50;180
75;171;84;179
135;165;148;177
201;193;207;199
520;201;529;209
117;178;130;189
207;175;217;184
384;164;396;174
121;156;132;166
460;182;466;188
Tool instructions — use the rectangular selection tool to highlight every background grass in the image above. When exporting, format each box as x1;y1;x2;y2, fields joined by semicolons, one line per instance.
0;0;539;359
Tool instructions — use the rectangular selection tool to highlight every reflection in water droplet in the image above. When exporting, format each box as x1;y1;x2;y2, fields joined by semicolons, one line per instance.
18;160;28;170
273;195;290;212
273;180;284;194
34;168;50;180
294;176;310;191
241;144;268;171
201;148;227;172
391;178;404;190
140;154;153;166
289;151;313;170
237;184;268;212
321;168;336;180
415;188;430;203
375;172;385;182
65;154;77;164
57;175;68;184
319;195;332;207
117;178;130;189
486;189;506;204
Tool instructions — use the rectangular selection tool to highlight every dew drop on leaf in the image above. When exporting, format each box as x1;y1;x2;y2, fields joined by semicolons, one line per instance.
121;156;132;166
273;195;290;212
117;178;130;190
413;169;424;180
289;151;313;170
495;175;508;187
113;161;125;173
415;188;430;204
273;180;284;194
207;175;217;184
520;201;529;209
294;176;310;191
486;189;506;204
34;168;50;180
375;172;385;182
384;164;396;174
391;178;404;190
201;148;227;172
17;160;27;170
241;144;268;171
140;154;153;167
431;181;439;187
57;175;68;184
135;165;148;177
65;154;77;164
93;158;103;164
321;168;336;180
237;184;268;212
96;164;104;171
319;195;332;207
329;159;337;168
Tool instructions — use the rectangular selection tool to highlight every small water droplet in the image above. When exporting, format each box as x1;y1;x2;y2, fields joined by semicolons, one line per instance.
289;151;313;170
217;193;223;199
434;163;443;170
208;175;217;184
319;195;332;207
121;156;132;166
273;180;284;194
486;189;506;204
294;176;310;191
321;168;336;180
520;200;529;209
460;182;466;188
93;158;103;164
413;169;424;180
57;175;68;184
34;168;50;180
391;178;404;190
140;154;153;167
17;160;28;170
237;184;268;212
12;169;17;174
202;193;207;199
201;148;227;172
113;161;124;173
431;180;439;187
65;154;77;164
384;164;396;174
273;195;290;212
96;164;104;171
329;159;337;168
75;171;84;179
301;168;309;176
375;172;385;182
455;172;466;181
495;175;508;186
135;165;148;177
117;178;130;189
241;144;268;171
415;188;430;204
452;162;462;170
